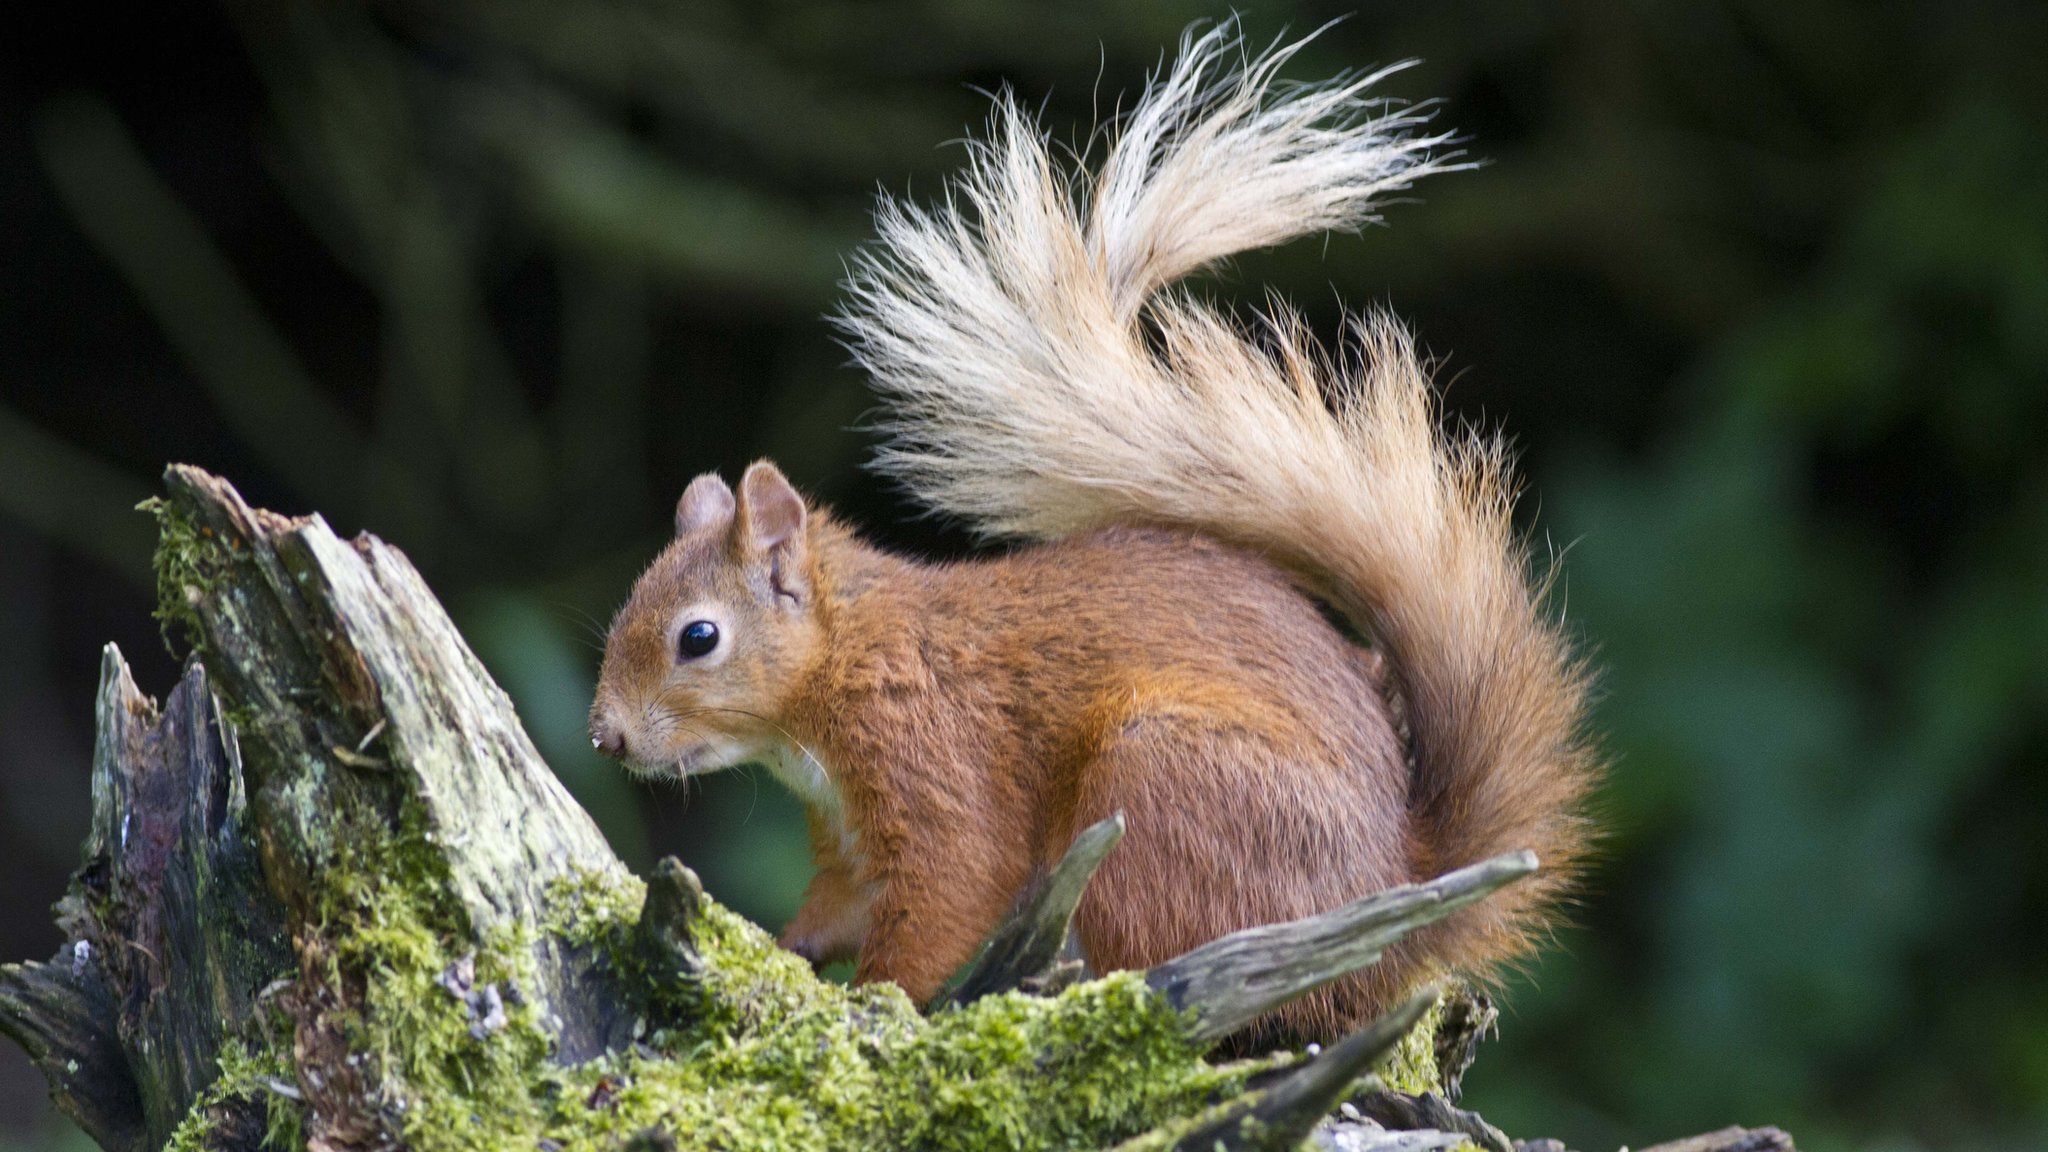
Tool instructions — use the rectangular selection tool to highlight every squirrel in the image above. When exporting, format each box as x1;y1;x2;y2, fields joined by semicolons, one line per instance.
590;27;1596;1046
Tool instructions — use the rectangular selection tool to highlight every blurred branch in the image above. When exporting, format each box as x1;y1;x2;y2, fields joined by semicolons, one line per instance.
411;0;959;180
0;409;153;584
554;258;651;551
1636;1127;1796;1152
461;87;855;307
375;192;553;534
745;0;1210;75
221;3;554;539
30;95;367;513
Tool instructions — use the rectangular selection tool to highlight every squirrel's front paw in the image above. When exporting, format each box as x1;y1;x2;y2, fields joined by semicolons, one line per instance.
779;929;825;967
779;925;855;969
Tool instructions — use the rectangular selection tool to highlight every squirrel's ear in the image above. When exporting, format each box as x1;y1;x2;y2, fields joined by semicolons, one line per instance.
737;461;809;603
738;461;806;549
676;473;737;536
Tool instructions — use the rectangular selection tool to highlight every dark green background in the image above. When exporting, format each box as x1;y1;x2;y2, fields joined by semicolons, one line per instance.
2;3;2044;1151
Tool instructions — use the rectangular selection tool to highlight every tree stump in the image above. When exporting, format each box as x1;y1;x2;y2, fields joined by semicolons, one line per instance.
0;467;1792;1152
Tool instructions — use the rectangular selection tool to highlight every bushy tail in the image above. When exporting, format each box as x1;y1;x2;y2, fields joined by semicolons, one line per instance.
837;24;1595;980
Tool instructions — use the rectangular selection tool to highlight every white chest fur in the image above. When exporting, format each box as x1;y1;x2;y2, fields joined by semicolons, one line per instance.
762;742;860;865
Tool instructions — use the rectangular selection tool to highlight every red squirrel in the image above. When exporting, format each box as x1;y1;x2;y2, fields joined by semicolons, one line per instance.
590;29;1595;1045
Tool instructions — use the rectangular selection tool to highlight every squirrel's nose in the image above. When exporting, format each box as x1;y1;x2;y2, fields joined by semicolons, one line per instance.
590;717;626;758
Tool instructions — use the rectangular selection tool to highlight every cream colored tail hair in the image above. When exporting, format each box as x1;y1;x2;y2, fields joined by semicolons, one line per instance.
837;23;1594;973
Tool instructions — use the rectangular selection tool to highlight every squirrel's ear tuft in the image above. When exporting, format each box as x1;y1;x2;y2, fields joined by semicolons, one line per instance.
675;473;736;536
738;461;806;550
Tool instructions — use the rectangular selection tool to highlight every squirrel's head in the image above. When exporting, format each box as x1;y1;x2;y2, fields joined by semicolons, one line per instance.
590;460;823;779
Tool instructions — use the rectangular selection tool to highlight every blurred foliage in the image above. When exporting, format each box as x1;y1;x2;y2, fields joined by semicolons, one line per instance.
2;2;2046;1152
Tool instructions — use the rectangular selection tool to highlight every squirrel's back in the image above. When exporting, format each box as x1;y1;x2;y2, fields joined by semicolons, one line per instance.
838;23;1597;994
900;522;1408;764
817;521;1404;786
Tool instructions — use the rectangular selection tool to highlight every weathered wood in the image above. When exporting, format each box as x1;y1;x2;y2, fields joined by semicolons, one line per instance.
0;648;289;1152
93;653;290;1145
145;468;646;1149
155;466;640;1058
1349;1088;1512;1152
1430;985;1496;1102
0;943;141;1152
1315;1125;1468;1152
1636;1127;1796;1152
937;812;1124;1009
632;857;706;1012
1146;852;1538;1045
1165;991;1435;1151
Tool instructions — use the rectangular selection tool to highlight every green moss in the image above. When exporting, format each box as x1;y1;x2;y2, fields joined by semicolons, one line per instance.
196;814;1443;1152
161;1040;303;1152
1375;996;1444;1097
142;495;220;656
291;817;1266;1152
303;806;555;1152
539;964;1247;1152
542;866;647;949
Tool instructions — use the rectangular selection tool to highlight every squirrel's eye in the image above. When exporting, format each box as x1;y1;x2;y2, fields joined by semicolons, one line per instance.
677;620;720;660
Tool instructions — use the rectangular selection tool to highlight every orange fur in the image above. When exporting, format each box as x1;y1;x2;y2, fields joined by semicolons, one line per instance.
591;27;1597;1045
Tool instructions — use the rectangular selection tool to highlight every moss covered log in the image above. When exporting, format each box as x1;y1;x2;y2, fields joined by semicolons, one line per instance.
0;467;1792;1152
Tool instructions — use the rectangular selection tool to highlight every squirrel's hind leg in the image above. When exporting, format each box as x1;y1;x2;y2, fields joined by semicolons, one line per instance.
1066;708;1415;1047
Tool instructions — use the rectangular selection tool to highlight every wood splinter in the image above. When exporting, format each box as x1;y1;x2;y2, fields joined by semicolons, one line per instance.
936;812;1125;1009
1146;852;1539;1046
1165;991;1436;1151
